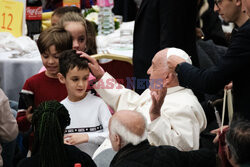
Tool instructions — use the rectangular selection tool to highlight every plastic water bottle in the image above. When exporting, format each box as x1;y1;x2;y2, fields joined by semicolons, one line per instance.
97;0;115;35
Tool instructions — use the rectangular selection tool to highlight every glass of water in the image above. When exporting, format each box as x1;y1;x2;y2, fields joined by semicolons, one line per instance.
120;29;133;48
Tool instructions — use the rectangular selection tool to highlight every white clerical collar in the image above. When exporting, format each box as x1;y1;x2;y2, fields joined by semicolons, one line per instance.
167;86;185;95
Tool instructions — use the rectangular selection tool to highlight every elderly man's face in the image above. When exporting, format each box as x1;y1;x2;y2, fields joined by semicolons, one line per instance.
147;54;168;91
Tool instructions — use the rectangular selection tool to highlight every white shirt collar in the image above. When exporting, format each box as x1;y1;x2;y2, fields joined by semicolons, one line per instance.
167;86;185;95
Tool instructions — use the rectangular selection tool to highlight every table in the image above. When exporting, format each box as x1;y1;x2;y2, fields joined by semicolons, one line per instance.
96;21;134;58
0;50;42;101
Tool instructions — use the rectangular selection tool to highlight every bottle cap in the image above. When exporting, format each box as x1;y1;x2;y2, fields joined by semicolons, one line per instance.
97;0;113;7
74;163;81;167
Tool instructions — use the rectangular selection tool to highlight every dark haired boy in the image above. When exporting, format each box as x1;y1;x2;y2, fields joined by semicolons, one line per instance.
58;49;111;156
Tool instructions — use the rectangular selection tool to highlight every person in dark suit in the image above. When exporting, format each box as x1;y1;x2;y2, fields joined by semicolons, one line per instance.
197;0;228;47
167;0;250;120
112;0;138;22
109;110;216;167
133;0;198;94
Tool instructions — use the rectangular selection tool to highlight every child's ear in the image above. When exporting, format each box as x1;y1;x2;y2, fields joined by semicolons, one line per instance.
57;73;66;84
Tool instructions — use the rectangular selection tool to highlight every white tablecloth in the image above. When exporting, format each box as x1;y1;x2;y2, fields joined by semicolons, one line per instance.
96;21;134;58
0;50;42;101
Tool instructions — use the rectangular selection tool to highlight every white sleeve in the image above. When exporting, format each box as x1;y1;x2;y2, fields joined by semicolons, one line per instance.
94;72;141;112
88;100;111;145
148;102;206;151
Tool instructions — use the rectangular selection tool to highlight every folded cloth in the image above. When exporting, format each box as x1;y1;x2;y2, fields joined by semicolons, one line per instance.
0;32;38;56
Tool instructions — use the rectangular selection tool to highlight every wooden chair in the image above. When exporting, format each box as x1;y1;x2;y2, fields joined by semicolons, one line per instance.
92;54;134;89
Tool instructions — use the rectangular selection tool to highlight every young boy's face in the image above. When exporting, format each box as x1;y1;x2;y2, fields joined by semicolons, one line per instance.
59;67;89;102
41;45;60;78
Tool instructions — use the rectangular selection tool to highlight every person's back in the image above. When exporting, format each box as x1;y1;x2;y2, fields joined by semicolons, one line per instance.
133;0;198;94
110;140;216;167
109;110;215;167
18;144;95;167
17;100;96;167
227;20;250;119
58;50;111;156
112;0;138;22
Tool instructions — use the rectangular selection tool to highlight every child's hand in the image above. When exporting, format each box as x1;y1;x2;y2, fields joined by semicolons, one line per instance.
64;133;89;145
26;106;33;123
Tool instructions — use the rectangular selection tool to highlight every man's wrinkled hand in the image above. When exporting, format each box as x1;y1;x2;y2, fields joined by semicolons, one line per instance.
79;52;104;81
149;81;167;121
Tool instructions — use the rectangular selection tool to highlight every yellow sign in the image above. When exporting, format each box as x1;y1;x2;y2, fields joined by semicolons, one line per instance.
0;0;23;37
63;0;80;8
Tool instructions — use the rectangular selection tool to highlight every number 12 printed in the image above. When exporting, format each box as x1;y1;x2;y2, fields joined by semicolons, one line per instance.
1;13;13;30
0;0;23;37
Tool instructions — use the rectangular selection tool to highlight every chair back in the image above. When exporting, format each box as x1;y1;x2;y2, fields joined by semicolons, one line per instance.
92;54;133;89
